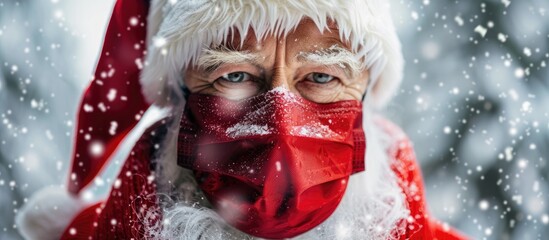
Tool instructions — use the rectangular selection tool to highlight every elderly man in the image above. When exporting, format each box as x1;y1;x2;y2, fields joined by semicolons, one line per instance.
17;0;466;239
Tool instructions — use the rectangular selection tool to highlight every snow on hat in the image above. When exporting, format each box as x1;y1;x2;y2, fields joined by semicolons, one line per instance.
141;0;404;108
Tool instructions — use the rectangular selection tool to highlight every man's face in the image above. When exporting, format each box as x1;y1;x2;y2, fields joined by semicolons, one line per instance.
177;20;370;238
184;20;369;103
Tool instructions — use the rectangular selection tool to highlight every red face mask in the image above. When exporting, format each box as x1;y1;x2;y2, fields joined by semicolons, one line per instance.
178;89;365;239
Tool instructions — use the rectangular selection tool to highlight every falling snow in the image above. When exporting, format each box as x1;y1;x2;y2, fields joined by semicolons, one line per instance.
107;89;117;102
0;0;547;240
89;141;105;157
109;121;118;136
474;25;488;37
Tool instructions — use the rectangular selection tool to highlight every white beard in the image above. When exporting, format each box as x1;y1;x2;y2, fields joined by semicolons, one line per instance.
146;107;409;240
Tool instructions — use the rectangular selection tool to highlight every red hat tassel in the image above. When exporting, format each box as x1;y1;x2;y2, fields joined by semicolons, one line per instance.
68;0;151;195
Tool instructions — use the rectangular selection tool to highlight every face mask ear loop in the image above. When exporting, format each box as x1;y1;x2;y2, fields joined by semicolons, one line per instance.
360;77;371;101
361;89;368;102
181;86;191;99
363;75;378;104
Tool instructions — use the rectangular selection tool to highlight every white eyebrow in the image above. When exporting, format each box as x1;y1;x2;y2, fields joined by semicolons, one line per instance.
197;47;262;73
297;45;363;78
197;45;362;78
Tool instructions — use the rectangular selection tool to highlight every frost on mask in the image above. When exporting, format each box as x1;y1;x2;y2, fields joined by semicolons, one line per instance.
223;87;341;139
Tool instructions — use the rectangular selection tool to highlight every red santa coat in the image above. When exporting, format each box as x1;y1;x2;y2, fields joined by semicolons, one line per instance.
60;118;467;240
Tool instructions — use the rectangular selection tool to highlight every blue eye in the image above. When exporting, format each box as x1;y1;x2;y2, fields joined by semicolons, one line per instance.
307;73;335;83
221;72;251;82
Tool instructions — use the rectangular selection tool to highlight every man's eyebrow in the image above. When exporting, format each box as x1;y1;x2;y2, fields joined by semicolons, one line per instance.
197;47;262;73
296;45;363;78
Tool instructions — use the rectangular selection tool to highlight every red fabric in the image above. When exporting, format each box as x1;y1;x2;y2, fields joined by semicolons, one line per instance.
376;118;468;240
178;92;366;238
68;0;150;194
61;118;468;239
61;120;164;240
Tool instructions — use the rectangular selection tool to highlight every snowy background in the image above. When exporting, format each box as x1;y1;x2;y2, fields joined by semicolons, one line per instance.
1;0;548;239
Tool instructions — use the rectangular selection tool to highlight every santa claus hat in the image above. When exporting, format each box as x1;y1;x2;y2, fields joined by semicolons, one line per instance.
17;0;403;239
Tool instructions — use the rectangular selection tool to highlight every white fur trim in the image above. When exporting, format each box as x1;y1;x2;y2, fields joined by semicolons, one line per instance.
16;186;84;240
141;0;403;108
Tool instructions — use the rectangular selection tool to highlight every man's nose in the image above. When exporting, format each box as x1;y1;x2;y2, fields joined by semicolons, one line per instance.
268;38;292;90
269;67;291;89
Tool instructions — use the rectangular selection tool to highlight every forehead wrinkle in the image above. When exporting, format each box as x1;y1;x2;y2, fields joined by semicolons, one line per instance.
296;45;363;78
